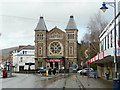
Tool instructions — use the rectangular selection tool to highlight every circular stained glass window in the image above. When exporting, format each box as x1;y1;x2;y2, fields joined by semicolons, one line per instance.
50;42;62;54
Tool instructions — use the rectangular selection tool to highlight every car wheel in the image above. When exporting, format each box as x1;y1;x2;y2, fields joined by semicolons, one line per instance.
80;72;82;75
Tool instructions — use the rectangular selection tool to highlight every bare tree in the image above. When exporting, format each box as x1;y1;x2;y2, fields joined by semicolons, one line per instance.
86;11;108;42
82;11;108;58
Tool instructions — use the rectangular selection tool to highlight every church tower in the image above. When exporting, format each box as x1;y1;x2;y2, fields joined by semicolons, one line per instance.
34;16;47;69
34;16;80;70
65;16;78;68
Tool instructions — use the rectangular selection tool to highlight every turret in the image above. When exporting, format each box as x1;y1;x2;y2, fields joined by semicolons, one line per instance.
35;16;47;31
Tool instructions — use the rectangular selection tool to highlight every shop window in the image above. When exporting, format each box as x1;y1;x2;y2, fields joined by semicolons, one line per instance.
20;57;23;62
107;34;109;49
105;37;106;50
110;30;113;47
101;40;104;51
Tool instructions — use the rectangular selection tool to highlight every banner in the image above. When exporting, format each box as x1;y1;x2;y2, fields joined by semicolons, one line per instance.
87;59;91;63
45;59;62;62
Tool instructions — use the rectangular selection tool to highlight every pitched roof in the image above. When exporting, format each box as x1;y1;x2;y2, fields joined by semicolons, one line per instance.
66;16;77;30
35;16;47;30
16;45;34;52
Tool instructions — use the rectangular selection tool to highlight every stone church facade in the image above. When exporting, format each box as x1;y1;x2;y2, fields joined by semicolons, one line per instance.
34;16;80;70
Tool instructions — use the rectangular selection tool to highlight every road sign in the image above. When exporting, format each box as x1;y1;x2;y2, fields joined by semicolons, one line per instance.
72;64;78;70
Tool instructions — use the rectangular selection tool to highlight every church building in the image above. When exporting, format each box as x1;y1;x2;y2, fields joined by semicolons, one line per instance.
34;16;80;70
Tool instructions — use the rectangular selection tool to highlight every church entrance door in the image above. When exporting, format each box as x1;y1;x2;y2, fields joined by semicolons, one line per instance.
55;62;58;69
50;62;53;69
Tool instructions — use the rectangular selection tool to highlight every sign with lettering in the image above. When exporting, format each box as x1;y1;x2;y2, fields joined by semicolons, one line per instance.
45;59;62;62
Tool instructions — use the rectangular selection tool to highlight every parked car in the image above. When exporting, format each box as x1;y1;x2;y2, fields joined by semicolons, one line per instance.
77;68;94;75
37;69;46;74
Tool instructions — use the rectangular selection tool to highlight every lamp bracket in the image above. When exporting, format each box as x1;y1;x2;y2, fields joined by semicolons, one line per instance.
104;2;115;7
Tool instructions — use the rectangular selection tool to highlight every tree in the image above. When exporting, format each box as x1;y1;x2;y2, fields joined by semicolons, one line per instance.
83;11;108;53
84;11;108;42
82;12;109;69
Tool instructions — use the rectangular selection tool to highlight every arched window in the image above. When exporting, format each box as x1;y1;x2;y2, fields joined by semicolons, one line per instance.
39;47;42;55
68;33;74;39
69;46;73;55
49;41;63;55
37;34;43;40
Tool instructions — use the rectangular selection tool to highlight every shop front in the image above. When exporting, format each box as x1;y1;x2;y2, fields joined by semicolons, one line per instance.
45;58;63;69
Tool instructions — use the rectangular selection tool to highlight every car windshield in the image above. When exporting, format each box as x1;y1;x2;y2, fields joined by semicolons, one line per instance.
84;68;93;70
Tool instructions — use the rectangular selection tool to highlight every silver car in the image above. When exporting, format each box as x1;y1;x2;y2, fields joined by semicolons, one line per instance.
77;68;93;75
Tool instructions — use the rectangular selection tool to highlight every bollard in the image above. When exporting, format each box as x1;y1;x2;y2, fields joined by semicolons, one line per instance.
3;70;7;78
46;70;48;76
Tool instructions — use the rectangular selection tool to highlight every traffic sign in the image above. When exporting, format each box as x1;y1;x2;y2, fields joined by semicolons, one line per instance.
72;64;78;70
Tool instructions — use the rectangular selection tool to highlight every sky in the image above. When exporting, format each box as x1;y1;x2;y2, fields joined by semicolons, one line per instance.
0;0;120;49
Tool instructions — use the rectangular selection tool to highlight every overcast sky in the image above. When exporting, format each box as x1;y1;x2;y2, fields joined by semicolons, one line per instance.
0;0;120;49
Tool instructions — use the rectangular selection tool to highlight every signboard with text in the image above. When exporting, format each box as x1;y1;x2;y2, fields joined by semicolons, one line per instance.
45;59;62;62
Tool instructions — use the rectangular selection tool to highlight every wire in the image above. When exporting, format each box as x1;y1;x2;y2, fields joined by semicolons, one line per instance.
0;15;67;23
0;15;37;20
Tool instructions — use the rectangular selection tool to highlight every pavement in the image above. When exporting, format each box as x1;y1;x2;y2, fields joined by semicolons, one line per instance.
77;74;113;88
36;73;114;88
1;72;114;89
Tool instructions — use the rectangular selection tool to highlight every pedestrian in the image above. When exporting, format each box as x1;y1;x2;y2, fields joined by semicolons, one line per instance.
48;67;52;75
105;68;110;80
53;67;56;75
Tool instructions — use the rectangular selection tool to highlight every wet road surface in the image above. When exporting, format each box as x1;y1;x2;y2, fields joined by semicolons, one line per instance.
1;73;83;89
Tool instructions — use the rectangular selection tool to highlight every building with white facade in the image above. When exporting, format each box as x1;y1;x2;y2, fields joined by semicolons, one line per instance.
13;45;35;72
88;10;120;79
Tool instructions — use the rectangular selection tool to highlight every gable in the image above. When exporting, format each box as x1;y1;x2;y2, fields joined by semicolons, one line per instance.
48;27;65;34
48;27;65;39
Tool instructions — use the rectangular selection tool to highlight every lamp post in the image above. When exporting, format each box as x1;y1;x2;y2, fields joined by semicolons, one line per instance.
100;0;118;79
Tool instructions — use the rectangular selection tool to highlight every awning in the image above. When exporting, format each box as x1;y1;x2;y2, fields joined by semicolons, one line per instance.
45;59;62;62
25;62;35;65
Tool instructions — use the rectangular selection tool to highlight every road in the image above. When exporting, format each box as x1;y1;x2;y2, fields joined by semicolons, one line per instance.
1;73;83;89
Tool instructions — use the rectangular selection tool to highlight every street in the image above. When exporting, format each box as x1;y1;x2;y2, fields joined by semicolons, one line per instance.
1;73;83;89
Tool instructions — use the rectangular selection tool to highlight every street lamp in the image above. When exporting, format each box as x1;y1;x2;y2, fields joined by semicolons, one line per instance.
100;2;108;12
100;0;118;79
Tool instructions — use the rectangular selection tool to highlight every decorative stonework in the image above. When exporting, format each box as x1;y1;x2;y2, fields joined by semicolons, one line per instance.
49;41;63;56
34;16;80;69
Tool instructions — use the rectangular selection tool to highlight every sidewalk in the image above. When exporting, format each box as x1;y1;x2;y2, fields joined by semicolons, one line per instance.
77;74;113;88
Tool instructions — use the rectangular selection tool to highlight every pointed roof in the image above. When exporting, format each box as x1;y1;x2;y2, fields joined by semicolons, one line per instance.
35;16;47;30
66;16;77;30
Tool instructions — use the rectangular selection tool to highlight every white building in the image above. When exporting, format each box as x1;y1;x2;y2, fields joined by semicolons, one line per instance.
13;45;35;72
89;10;120;79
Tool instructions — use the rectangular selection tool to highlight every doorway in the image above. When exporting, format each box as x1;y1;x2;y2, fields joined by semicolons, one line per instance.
50;62;53;69
55;62;58;69
19;66;24;71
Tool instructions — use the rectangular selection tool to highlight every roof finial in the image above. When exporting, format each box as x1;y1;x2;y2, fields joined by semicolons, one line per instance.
70;15;73;18
40;16;43;19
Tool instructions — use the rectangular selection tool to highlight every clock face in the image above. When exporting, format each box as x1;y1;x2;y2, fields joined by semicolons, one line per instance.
50;42;62;54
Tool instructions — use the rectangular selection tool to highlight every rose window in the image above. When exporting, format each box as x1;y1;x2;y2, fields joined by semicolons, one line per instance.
50;42;62;54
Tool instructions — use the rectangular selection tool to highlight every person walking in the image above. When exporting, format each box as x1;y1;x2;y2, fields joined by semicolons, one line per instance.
53;67;56;75
105;68;110;80
48;67;52;75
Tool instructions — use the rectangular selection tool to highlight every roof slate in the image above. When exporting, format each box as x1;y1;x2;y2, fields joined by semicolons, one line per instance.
66;16;77;30
35;17;47;30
